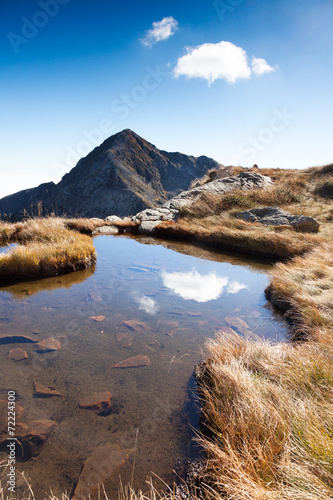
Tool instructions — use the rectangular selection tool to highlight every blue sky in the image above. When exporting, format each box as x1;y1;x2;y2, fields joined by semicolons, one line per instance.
1;0;332;198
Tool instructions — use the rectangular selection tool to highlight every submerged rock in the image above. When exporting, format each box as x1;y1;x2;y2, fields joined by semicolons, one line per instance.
117;319;150;332
112;355;150;368
34;337;61;353
73;444;135;499
33;381;64;398
237;207;320;233
3;420;58;461
79;391;113;413
89;315;106;322
224;317;252;336
7;348;28;361
115;331;134;346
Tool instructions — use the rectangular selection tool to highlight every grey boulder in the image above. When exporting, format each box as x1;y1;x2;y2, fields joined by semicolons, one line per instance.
237;207;320;233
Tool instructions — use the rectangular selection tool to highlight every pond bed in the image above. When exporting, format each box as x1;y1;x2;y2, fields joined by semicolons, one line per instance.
0;235;288;498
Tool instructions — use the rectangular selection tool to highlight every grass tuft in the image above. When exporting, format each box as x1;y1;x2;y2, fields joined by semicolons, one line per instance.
0;218;97;283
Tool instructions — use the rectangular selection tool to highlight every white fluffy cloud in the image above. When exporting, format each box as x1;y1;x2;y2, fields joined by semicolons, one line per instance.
174;41;275;85
251;56;275;76
141;17;178;47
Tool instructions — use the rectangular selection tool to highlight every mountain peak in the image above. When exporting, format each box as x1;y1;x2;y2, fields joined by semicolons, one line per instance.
0;130;222;220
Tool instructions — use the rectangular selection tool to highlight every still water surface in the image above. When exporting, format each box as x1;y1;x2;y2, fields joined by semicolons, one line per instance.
0;235;288;498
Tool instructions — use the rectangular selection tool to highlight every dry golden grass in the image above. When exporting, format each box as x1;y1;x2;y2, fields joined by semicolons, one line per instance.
156;216;320;260
196;328;333;500
0;476;184;500
194;215;333;499
0;218;96;282
266;244;333;338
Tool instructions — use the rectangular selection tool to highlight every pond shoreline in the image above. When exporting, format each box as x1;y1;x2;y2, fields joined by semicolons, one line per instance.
1;209;332;499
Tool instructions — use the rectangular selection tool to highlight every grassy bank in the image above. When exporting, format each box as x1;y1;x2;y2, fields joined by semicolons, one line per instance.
156;164;333;260
0;218;99;283
186;166;333;499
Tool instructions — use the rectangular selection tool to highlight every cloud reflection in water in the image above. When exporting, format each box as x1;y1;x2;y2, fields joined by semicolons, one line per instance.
161;270;248;303
135;295;159;315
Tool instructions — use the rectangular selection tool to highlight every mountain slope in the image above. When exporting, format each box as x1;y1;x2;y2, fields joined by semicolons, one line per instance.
0;129;222;220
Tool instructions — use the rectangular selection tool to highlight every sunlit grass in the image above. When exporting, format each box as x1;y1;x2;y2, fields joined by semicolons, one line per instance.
0;218;97;282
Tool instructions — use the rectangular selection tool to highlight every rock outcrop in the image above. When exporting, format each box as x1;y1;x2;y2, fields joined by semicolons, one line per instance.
163;172;273;211
103;172;274;236
236;207;320;233
0;129;222;220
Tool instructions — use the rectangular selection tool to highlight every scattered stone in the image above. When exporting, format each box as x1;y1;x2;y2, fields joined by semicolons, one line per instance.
138;220;160;235
79;391;113;413
90;217;105;223
115;332;134;347
133;208;179;223
33;381;64;398
73;444;135;499
0;335;37;345
117;319;150;332
112;355;150;368
34;337;61;353
162;320;179;327
93;225;119;235
165;327;189;338
106;215;134;225
7;348;28;361
89;315;106;322
236;207;320;233
225;317;252;335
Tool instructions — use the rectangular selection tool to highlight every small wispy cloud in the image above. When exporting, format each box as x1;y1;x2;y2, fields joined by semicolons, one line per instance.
173;41;275;85
141;16;178;47
251;56;275;76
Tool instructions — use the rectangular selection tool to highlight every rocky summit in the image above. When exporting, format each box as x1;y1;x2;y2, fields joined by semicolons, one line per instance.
0;129;222;220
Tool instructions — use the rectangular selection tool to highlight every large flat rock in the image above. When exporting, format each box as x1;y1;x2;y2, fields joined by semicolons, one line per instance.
112;355;150;368
237;207;320;233
163;172;273;211
73;444;135;499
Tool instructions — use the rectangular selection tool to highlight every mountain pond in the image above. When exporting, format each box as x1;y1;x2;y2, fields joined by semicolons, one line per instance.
0;235;288;498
